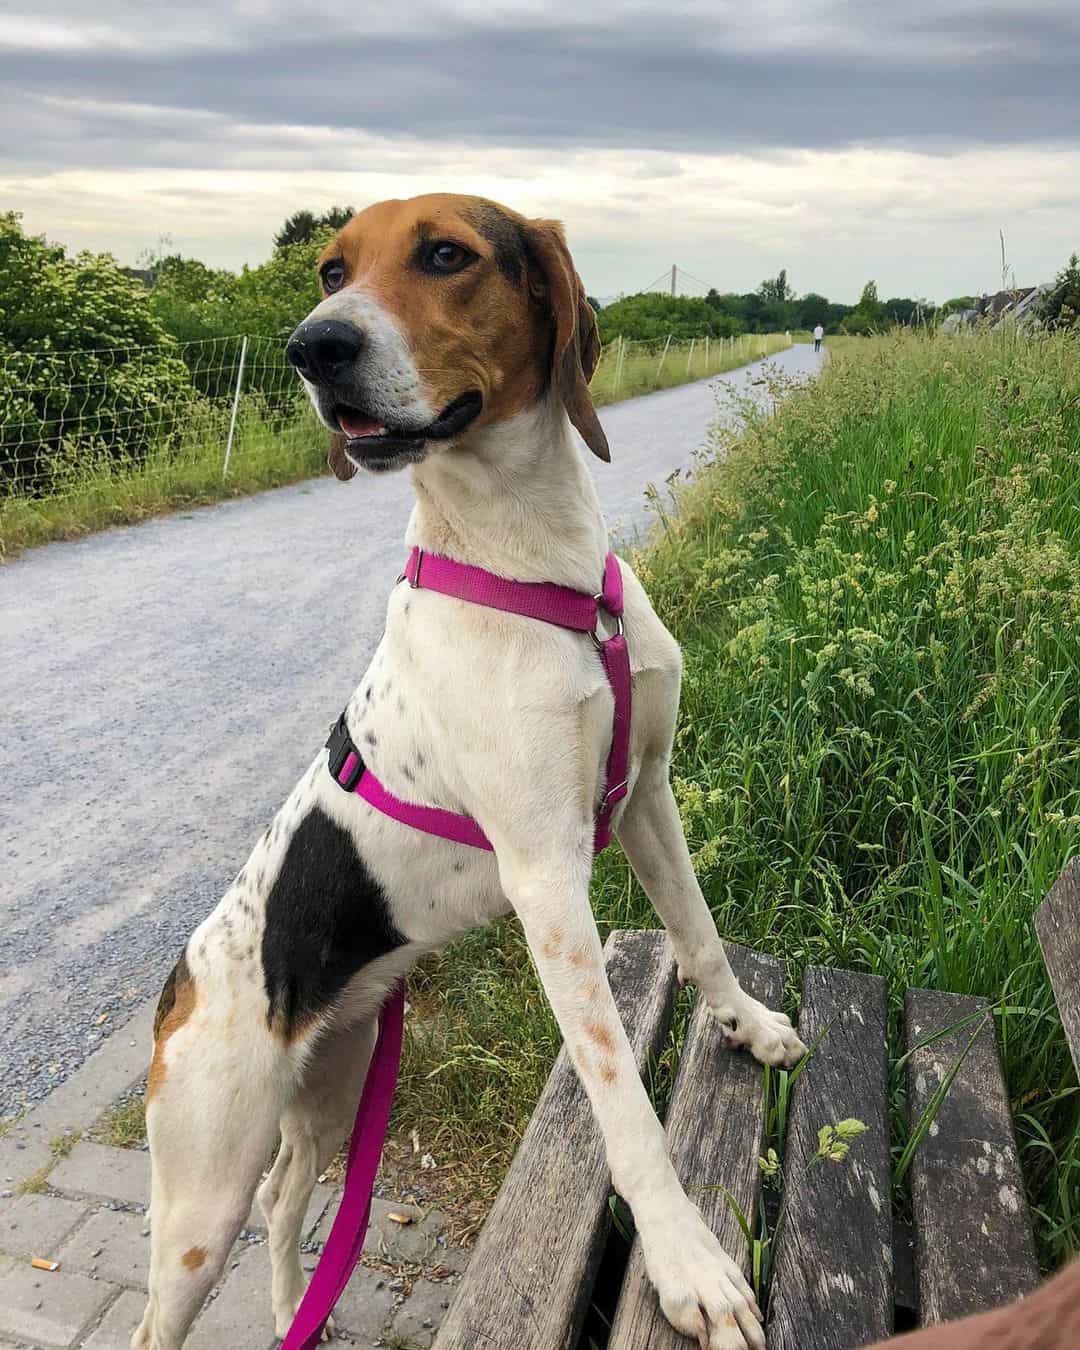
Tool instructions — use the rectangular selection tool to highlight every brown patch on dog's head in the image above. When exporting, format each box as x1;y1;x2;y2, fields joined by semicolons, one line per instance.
519;217;608;461
147;953;197;1102
181;1245;207;1271
310;193;607;466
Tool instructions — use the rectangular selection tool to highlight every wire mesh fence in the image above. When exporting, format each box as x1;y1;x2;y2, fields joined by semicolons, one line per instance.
0;335;304;504
0;330;791;509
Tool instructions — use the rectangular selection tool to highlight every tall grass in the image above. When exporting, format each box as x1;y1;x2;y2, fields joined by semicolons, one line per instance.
396;328;1080;1266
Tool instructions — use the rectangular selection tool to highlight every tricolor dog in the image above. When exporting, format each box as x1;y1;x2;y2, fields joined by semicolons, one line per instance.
134;194;805;1350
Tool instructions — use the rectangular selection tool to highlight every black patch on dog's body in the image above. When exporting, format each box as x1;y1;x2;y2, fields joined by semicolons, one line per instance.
261;803;404;1036
153;953;191;1038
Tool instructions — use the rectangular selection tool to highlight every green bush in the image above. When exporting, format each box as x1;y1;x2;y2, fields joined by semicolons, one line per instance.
0;214;196;494
1040;253;1080;332
597;292;741;343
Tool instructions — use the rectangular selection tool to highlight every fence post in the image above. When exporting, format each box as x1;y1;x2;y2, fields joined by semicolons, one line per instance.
704;334;710;371
614;335;626;394
656;333;673;379
222;335;249;480
686;337;696;375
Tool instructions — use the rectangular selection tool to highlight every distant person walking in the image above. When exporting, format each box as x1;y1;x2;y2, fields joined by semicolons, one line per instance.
813;324;825;353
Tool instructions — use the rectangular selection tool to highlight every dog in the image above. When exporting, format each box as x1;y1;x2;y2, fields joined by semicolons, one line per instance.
133;194;805;1350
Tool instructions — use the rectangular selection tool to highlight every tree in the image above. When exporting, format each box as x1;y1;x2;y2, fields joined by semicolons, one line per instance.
882;296;932;326
1039;253;1080;331
274;211;319;250
938;296;978;318
273;206;355;249
758;269;794;305
596;292;740;342
796;293;831;329
843;280;886;334
319;205;356;233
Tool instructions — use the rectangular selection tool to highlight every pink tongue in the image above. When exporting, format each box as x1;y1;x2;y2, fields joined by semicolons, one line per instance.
338;411;386;439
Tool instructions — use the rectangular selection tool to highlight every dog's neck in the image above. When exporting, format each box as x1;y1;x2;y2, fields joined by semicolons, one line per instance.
406;394;609;589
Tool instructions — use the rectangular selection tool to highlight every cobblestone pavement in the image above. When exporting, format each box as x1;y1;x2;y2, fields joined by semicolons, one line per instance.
0;1010;468;1349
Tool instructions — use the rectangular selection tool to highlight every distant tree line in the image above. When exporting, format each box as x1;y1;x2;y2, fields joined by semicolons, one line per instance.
595;271;954;341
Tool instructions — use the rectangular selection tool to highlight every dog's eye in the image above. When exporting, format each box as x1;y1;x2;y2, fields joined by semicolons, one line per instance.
424;241;473;275
321;260;346;292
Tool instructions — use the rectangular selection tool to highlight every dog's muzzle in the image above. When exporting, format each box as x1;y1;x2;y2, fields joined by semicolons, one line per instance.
286;318;482;471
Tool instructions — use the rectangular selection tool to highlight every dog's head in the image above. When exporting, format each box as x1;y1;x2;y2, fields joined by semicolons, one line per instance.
285;194;607;478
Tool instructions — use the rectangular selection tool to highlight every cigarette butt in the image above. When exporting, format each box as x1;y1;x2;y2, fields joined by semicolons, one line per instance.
386;1212;413;1226
31;1257;60;1272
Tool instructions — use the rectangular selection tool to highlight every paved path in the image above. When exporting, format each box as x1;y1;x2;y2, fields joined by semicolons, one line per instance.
0;344;821;1120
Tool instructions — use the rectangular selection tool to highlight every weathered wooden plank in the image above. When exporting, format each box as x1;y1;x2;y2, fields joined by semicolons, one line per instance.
1036;857;1080;1078
905;988;1039;1326
767;968;893;1350
607;945;784;1350
433;929;678;1350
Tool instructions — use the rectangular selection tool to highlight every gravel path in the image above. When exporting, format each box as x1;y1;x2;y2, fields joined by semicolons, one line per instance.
0;345;822;1115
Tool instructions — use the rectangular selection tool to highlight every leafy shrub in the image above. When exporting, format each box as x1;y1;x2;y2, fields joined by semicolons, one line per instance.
597;292;741;342
1040;253;1080;332
0;214;197;493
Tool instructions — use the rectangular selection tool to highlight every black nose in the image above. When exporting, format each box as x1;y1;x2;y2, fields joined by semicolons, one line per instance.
286;320;364;384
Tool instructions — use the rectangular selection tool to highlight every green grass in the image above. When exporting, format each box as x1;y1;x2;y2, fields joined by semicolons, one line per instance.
590;332;791;405
394;327;1080;1267
95;1092;148;1149
0;335;792;561
0;400;328;560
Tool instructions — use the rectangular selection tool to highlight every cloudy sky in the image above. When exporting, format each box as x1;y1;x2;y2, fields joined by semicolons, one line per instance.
2;1;1078;303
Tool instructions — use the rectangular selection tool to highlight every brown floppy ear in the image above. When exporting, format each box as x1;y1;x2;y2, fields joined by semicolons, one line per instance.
327;432;358;482
524;219;610;462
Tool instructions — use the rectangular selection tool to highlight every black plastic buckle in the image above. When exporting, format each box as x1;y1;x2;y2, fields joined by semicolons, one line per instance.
325;710;365;791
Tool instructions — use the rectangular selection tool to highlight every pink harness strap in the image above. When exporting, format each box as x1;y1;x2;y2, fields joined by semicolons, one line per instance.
289;549;632;1343
329;548;631;856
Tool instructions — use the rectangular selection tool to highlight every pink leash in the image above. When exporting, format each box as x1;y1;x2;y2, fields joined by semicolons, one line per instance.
287;549;631;1342
280;983;404;1350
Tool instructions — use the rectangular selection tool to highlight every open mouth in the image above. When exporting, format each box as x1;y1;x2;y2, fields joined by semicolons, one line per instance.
334;391;483;460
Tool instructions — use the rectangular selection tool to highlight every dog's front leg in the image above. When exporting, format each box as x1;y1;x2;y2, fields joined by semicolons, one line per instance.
618;753;806;1068
500;846;765;1350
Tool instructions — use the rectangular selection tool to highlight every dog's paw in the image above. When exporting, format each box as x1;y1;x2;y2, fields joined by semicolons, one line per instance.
711;994;806;1068
643;1205;764;1350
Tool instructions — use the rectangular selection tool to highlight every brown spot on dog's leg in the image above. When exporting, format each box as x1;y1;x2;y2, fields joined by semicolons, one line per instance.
568;946;589;968
147;953;197;1102
181;1245;207;1271
599;1060;617;1084
585;1020;615;1053
542;927;563;960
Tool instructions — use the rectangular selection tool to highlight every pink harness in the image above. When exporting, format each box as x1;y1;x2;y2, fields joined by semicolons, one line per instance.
325;546;631;853
283;548;631;1348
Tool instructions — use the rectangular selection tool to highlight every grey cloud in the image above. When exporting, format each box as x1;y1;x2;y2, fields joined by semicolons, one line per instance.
0;2;1077;172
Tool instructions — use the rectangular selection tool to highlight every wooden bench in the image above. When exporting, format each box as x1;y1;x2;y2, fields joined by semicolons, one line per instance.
433;858;1079;1350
